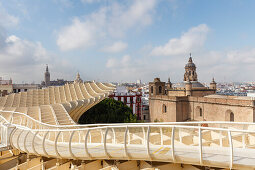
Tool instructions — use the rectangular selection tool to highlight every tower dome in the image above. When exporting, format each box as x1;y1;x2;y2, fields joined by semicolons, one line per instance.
184;53;198;81
185;56;196;68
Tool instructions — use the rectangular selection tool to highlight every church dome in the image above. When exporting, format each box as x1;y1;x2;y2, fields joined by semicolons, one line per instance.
178;81;205;88
190;81;205;88
185;57;196;68
185;62;196;67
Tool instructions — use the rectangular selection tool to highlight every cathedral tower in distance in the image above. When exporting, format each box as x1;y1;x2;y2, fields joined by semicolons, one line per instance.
44;64;50;87
184;54;198;82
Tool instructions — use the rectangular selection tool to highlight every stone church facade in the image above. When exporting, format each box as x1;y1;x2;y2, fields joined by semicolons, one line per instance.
149;56;255;122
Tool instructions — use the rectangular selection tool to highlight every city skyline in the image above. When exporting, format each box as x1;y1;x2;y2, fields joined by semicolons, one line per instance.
1;0;255;83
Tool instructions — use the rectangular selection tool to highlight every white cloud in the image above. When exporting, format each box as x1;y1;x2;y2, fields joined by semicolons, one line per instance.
105;54;161;82
57;8;106;51
0;35;49;82
151;24;209;56
57;0;156;51
57;18;94;51
107;0;156;37
0;3;19;28
105;48;255;83
0;32;74;83
106;58;117;68
198;48;255;82
1;35;49;64
103;24;255;83
105;55;139;79
226;49;255;64
106;55;131;68
102;41;127;53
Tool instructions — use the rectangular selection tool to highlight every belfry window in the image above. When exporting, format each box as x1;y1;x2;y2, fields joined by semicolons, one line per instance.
162;104;167;113
200;108;203;117
159;86;162;94
151;86;153;94
230;112;234;122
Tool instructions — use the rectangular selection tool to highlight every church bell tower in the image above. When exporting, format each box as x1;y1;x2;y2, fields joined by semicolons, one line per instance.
184;54;198;82
45;64;50;87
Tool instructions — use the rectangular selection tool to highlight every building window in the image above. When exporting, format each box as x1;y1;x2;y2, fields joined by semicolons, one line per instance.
226;110;234;122
159;86;162;94
162;104;167;113
137;97;140;102
151;86;153;94
230;112;234;122
200;108;202;117
144;115;146;120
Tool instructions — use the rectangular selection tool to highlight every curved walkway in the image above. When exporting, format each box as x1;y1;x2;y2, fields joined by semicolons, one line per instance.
1;118;255;169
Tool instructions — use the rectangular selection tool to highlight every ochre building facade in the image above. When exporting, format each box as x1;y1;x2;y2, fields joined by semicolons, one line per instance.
149;57;255;122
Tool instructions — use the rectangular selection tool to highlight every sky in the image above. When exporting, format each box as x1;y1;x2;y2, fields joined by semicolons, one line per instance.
1;0;255;84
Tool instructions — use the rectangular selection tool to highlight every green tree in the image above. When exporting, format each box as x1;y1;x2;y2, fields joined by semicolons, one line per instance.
78;98;137;124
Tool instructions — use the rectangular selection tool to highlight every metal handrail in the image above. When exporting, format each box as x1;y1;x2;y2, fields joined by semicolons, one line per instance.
3;110;255;130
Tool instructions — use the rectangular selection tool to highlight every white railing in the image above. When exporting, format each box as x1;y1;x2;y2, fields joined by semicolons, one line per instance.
2;110;255;131
2;109;255;168
6;122;255;169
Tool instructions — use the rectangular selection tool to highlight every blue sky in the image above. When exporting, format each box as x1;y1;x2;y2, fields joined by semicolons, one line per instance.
1;0;255;83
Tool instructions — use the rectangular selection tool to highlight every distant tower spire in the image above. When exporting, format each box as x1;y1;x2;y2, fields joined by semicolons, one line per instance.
188;53;192;62
44;64;50;87
74;72;83;83
210;77;217;90
167;77;172;90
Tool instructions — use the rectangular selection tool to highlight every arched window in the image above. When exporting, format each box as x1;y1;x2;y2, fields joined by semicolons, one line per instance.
189;71;191;75
192;71;194;75
230;112;234;122
151;86;153;94
162;104;167;113
225;110;234;122
195;106;202;119
159;86;162;94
